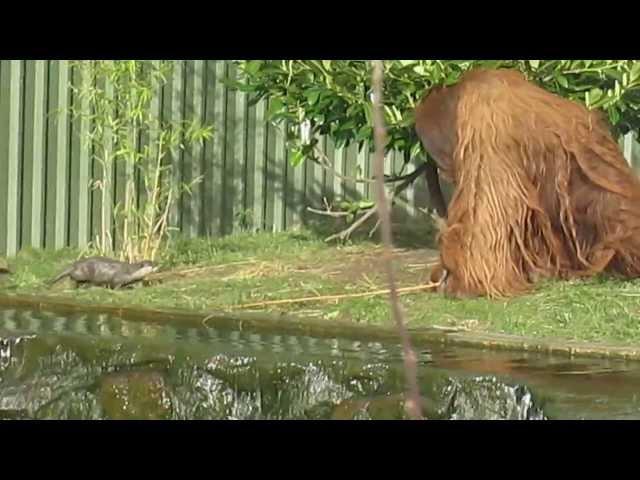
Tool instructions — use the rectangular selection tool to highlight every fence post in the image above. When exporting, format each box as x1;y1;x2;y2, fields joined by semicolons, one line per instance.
0;60;23;257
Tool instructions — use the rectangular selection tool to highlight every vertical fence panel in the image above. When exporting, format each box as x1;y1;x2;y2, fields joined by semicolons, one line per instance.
288;143;305;229
252;100;267;231
284;142;295;229
309;136;327;209
389;151;400;216
244;99;257;231
323;137;336;206
16;62;25;251
183;60;206;237
201;61;214;236
264;119;276;231
303;144;315;212
344;143;359;202
163;60;185;232
0;60;22;256
405;157;417;218
391;151;409;219
114;69;141;252
91;73;115;251
44;61;70;250
20;61;47;250
356;143;368;200
633;134;640;170
364;146;373;200
221;65;236;236
232;63;248;233
113;85;126;251
272;121;287;232
621;132;640;170
68;65;91;248
137;60;162;223
333;142;345;203
302;148;314;222
204;61;227;237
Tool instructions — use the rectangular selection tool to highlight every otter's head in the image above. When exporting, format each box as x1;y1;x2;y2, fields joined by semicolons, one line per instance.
132;260;158;279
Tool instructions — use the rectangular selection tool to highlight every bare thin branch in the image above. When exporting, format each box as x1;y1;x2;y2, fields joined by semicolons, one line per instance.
315;157;431;243
233;283;439;310
371;60;424;420
324;206;378;243
306;207;353;218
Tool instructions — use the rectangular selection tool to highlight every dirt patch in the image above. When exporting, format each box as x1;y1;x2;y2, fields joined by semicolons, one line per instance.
318;247;440;286
149;247;441;289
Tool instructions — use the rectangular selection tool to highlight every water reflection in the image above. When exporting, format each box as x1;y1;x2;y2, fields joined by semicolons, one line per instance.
0;306;638;419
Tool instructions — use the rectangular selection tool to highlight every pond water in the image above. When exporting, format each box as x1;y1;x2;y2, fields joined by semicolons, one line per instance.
0;305;639;420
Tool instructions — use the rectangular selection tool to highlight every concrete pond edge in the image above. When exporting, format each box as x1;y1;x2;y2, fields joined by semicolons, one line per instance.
1;293;639;362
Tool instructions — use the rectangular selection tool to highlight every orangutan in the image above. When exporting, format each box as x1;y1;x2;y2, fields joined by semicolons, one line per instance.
415;68;640;298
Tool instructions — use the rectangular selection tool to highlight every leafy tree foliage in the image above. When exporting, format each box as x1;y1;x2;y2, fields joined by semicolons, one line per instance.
233;60;640;168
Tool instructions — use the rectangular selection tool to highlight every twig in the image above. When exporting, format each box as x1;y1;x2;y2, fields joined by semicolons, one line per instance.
371;60;424;420
429;325;470;332
368;219;381;238
234;283;439;309
324;206;379;243
316;162;431;243
306;207;352;218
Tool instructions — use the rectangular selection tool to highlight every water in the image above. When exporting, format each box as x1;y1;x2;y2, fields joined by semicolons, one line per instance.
0;305;638;420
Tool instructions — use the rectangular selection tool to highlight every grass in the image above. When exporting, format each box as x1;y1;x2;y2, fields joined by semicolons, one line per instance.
3;223;640;346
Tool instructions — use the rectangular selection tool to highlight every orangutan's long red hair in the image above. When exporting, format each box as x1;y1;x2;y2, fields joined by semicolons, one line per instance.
415;68;640;298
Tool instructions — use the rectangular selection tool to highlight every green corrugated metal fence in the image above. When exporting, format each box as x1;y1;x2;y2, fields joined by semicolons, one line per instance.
0;60;430;257
3;60;639;257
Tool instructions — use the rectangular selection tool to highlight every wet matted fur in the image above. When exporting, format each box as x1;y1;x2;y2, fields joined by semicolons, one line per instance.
415;68;640;298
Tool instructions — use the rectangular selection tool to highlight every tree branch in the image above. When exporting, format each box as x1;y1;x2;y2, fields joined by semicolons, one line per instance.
309;161;433;243
306;207;352;218
324;206;379;243
371;60;424;420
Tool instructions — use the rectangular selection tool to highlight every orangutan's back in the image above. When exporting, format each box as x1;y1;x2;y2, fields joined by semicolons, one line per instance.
415;68;640;298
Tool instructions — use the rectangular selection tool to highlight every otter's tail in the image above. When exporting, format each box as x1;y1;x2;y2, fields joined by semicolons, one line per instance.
48;267;73;287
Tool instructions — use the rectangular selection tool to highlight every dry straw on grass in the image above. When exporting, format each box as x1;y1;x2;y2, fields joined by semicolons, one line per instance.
233;283;440;310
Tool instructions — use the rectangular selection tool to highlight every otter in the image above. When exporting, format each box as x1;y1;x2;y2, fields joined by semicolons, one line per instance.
49;256;158;289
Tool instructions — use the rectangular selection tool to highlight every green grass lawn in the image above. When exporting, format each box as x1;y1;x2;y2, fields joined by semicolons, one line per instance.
3;227;640;345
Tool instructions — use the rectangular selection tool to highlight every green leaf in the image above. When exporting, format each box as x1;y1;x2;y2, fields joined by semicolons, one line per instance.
412;64;427;76
529;60;541;70
587;88;604;106
289;149;304;166
410;142;423;160
304;89;321;105
631;62;640;82
267;98;285;118
608;107;621;126
356;125;372;141
322;60;332;71
356;200;375;209
243;60;262;76
555;74;569;89
363;103;373;126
